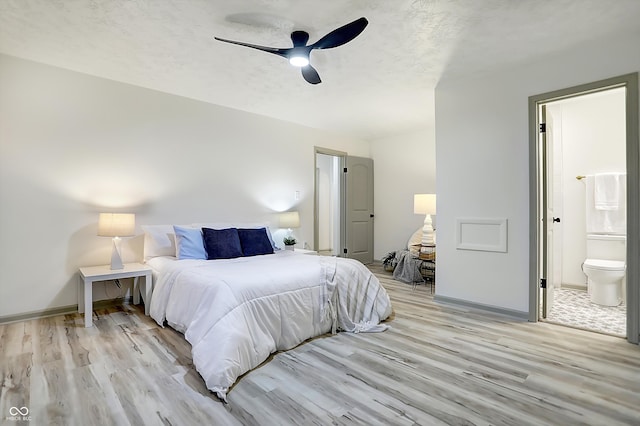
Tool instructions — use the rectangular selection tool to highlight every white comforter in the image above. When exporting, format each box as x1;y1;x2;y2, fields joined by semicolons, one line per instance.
149;251;392;401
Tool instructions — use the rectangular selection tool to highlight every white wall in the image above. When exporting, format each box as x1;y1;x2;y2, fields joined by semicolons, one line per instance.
370;127;436;260
0;54;370;319
548;89;627;288
435;32;640;314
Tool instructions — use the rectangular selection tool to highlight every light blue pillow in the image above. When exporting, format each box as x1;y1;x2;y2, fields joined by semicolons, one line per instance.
173;225;207;260
264;227;280;251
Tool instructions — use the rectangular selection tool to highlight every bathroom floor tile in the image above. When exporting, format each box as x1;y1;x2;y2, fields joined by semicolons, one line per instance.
545;288;626;336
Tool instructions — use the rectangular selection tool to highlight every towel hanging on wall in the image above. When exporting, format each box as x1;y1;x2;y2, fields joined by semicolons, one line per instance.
586;174;626;234
594;172;622;210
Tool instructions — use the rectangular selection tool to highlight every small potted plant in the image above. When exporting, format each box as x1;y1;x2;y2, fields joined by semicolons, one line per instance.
283;236;297;250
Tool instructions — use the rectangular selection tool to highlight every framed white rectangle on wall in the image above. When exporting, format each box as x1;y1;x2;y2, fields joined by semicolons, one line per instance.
456;218;508;252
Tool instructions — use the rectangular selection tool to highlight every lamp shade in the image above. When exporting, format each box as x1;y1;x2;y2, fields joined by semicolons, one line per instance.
414;194;436;215
98;213;135;237
279;211;300;229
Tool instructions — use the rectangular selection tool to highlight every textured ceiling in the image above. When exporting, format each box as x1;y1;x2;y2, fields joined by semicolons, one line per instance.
1;0;639;140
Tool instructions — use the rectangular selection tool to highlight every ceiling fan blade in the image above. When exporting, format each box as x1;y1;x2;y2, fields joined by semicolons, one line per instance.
301;64;321;84
291;31;310;47
311;17;368;50
214;36;290;59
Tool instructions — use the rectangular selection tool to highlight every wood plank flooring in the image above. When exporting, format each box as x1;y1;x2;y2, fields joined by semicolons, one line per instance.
2;268;639;425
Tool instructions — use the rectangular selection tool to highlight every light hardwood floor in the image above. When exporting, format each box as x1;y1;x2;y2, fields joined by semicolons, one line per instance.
2;268;639;425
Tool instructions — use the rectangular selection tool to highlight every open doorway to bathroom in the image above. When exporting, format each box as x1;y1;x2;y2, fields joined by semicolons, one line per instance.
544;88;627;336
529;73;640;344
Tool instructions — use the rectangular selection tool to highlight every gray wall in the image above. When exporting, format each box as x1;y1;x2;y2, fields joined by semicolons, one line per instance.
435;31;640;314
0;54;371;318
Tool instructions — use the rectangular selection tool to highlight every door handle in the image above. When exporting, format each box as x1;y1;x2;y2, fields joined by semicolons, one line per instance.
553;217;561;223
370;214;375;218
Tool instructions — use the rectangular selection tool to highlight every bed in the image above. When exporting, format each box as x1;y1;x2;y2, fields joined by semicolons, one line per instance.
143;224;392;401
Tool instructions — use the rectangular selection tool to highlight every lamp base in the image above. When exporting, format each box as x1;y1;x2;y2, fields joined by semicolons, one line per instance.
110;237;124;270
421;214;435;245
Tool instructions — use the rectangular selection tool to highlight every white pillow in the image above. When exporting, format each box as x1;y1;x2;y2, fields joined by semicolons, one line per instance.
408;227;422;255
192;222;234;230
142;224;181;260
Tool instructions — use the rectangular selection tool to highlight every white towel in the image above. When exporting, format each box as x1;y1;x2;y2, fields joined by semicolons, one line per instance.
586;175;626;234
594;173;621;210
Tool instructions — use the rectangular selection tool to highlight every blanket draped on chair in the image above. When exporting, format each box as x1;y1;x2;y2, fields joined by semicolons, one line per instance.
392;250;425;284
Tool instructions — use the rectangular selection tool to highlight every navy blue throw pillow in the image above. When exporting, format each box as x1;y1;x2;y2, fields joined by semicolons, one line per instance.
202;228;243;260
238;228;274;257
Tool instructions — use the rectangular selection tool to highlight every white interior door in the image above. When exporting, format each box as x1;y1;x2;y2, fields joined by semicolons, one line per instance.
541;105;556;317
549;106;564;302
345;156;374;264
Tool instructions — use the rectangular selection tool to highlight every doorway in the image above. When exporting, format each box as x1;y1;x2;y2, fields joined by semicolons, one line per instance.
528;73;640;344
314;148;375;263
314;148;345;256
544;89;627;336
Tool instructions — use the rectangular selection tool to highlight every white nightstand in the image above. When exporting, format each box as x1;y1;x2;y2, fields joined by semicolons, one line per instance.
78;263;152;327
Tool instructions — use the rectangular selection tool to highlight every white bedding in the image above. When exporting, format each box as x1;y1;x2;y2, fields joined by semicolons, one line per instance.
148;251;392;401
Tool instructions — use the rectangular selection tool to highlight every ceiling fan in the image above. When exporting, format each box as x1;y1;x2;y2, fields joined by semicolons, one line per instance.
214;17;368;85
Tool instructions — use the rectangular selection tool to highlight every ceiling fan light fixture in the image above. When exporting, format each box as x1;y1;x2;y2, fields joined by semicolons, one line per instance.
289;55;309;67
214;17;368;84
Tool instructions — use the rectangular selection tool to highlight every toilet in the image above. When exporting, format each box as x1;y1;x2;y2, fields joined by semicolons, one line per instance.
582;234;626;306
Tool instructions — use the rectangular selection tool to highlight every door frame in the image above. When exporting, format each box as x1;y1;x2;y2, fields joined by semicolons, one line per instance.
528;73;639;344
314;147;347;256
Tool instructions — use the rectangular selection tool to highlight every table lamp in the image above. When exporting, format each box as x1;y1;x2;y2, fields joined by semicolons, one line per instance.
414;194;436;245
279;211;300;247
98;213;135;270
